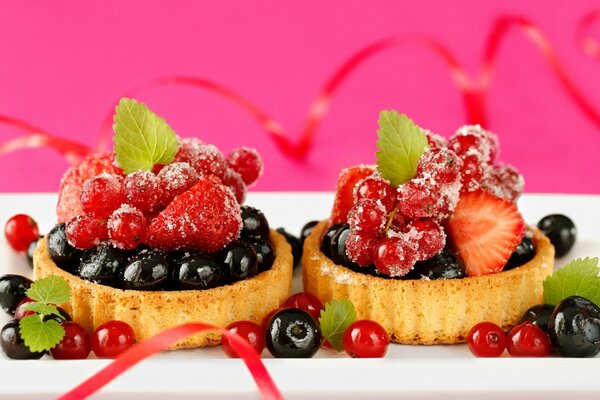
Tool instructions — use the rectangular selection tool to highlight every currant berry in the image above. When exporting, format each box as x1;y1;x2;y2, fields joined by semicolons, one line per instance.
4;214;39;252
467;322;507;357
1;320;44;359
221;320;265;358
423;129;447;150
404;219;446;261
345;231;379;266
520;304;554;332
47;223;81;271
0;274;33;315
80;174;125;218
537;214;576;258
50;322;91;359
548;296;600;358
398;180;442;219
449;125;499;164
343;320;389;358
26;238;39;268
79;242;127;287
347;199;387;235
157;162;199;203
417;148;462;184
265;309;321;358
507;321;551;357
66;214;107;249
320;223;345;259
283;292;324;322
373;236;417;277
91;320;136;358
13;297;36;319
123;170;163;212
227;147;264;187
240;206;270;240
222;168;247;204
354;175;396;212
107;205;147;250
191;144;228;179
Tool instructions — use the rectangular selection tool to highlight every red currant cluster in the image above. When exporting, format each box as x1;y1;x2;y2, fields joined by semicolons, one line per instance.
467;321;551;358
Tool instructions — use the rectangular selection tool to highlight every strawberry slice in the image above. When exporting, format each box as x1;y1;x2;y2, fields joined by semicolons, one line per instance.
330;165;375;224
446;190;525;276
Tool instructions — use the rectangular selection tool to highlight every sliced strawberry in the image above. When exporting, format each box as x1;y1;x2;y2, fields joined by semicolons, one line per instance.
330;165;375;224
145;175;242;252
446;190;525;276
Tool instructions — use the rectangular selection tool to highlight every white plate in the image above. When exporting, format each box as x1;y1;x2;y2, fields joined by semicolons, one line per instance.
0;193;599;399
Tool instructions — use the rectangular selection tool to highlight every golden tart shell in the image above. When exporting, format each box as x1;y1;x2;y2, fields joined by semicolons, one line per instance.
302;221;555;345
34;230;293;350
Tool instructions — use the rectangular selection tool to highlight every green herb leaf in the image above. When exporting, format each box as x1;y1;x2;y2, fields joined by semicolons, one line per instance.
376;111;428;186
26;275;71;305
113;98;179;174
318;298;356;351
543;257;600;307
19;315;65;352
21;302;62;318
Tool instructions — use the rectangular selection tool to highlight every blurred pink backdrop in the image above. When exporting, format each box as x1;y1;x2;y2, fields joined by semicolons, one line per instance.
1;1;599;193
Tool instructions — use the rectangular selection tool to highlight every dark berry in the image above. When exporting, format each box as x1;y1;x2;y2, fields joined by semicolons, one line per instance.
467;321;507;357
1;320;45;359
47;223;81;272
0;274;32;315
221;320;265;358
320;223;345;259
219;241;258;282
548;296;600;357
406;250;466;280
507;321;551;357
4;214;39;252
91;320;136;358
50;322;91;359
13;298;36;319
283;292;324;321
240;206;270;240
177;254;222;290
330;226;354;266
505;236;536;270
265;308;321;358
249;239;275;272
44;307;72;324
343;320;389;358
26;237;41;268
537;214;576;258
300;220;319;244
520;304;554;332
123;250;171;291
276;228;301;266
78;242;127;287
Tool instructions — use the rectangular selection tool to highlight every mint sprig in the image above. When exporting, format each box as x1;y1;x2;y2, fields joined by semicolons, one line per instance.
543;257;600;307
113;98;180;174
319;298;356;351
376;111;428;187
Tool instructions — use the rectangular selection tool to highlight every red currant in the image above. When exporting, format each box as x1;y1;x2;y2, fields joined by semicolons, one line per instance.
4;214;39;252
50;322;91;360
107;205;147;250
221;320;265;358
91;320;136;358
345;231;379;266
354;175;396;212
222;168;247;204
13;298;36;319
227;147;263;187
191;144;228;179
80;174;125;218
348;199;387;235
283;292;324;321
398;179;442;219
175;137;204;164
343;320;389;358
404;219;446;261
467;321;507;357
423;129;447;151
373;236;417;277
157;162;199;203
506;321;551;357
123;170;163;212
417;148;462;184
66;214;108;249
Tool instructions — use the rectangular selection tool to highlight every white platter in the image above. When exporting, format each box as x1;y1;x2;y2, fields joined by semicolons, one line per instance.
0;193;599;399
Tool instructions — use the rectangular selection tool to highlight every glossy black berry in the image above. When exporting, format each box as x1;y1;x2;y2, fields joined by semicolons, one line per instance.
406;250;466;280
26;236;42;268
78;242;126;287
330;226;354;266
320;223;345;260
537;214;576;258
123;250;171;291
47;223;82;272
220;241;258;282
548;296;600;357
177;255;222;290
300;220;319;244
1;320;45;359
0;274;32;316
505;236;536;270
276;228;302;266
521;304;554;332
249;239;275;272
265;308;321;358
240;206;270;240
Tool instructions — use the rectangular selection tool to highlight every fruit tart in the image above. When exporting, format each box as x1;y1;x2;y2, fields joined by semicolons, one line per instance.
33;98;293;349
302;111;555;344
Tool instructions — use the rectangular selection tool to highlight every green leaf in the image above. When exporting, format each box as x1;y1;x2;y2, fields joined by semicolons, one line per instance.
318;298;356;351
26;275;71;305
21;302;62;318
543;257;600;307
376;111;428;186
113;98;180;174
19;315;65;352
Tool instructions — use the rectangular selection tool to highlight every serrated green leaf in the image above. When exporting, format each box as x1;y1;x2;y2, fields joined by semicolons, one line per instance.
543;257;600;307
19;315;65;352
113;98;179;174
318;298;356;351
26;275;71;305
376;111;428;186
21;302;62;318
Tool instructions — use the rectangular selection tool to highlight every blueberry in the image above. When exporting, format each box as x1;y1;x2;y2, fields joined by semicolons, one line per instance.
265;308;321;358
521;304;554;332
78;243;126;287
505;236;536;270
26;236;43;268
320;223;345;260
300;221;319;244
406;250;466;280
276;228;302;266
123;250;171;291
248;239;275;273
219;241;258;282
329;226;354;267
177;254;222;290
1;320;45;359
0;275;33;316
537;214;576;258
240;206;270;240
47;223;82;271
548;296;600;357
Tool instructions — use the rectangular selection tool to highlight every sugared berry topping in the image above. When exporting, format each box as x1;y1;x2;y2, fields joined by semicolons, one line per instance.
123;170;163;212
107;205;147;250
343;320;389;358
506;321;551;357
157;162;199;203
80;174;125;218
407;249;466;280
404;219;446;261
190;144;227;179
537;214;576;258
0;274;32;315
219;241;258;282
484;164;524;201
330;165;376;224
423;129;447;150
505;236;536;270
283;292;324;322
467;322;507;357
13;297;36;320
348;199;387;236
300;221;319;244
520;304;555;332
1;320;45;359
320;223;345;259
355;175;396;212
50;322;91;360
177;254;222;290
227;147;264;187
265;308;322;358
78;242;126;287
446;190;525;276
240;206;270;240
448;125;499;165
249;239;275;273
416;147;462;185
174;137;204;164
329;226;355;267
221;320;265;358
47;223;81;271
222;168;247;204
66;214;108;250
548;296;600;357
4;214;39;252
276;228;302;265
345;231;379;267
123;249;171;291
91;320;136;358
373;236;417;277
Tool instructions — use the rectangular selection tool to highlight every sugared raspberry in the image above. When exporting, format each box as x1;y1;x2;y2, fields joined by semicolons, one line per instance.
227;147;263;187
417;148;463;185
157;162;199;203
423;129;447;151
373;236;417;277
404;219;446;261
66;214;107;249
80;174;125;218
345;231;379;266
190;144;228;179
222;168;247;204
354;175;396;212
348;199;387;235
483;164;524;201
449;125;499;165
107;205;147;250
123;170;163;212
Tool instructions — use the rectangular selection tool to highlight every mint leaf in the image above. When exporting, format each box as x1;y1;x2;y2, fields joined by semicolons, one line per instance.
26;275;70;305
21;302;62;318
319;298;356;351
113;98;179;174
543;257;600;307
376;111;428;186
19;315;65;352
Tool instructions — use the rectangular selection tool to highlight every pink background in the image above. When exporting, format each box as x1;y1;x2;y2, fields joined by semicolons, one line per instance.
1;1;599;193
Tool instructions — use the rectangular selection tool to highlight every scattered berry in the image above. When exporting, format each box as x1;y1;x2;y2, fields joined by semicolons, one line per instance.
373;236;417;277
343;320;389;358
548;296;600;357
123;170;163;212
537;214;576;258
265;308;321;358
66;214;107;249
4;214;39;252
507;321;551;357
467;322;507;357
50;322;91;360
484;164;524;201
221;321;265;358
91;320;136;358
80;174;125;218
331;165;376;224
0;274;33;315
227;147;264;187
0;320;44;359
107;205;147;250
283;292;324;322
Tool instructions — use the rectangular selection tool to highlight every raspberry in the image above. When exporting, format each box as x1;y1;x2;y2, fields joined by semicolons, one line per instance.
348;199;387;235
422;129;447;151
123;170;163;212
157;162;199;203
354;175;396;212
227;147;263;187
449;125;499;165
80;174;125;219
222;168;247;204
190;144;228;179
404;219;446;261
107;205;148;250
373;236;417;277
66;214;107;249
345;231;379;266
417;148;462;185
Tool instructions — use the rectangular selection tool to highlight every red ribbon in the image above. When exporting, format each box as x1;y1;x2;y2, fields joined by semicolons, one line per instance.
58;322;282;400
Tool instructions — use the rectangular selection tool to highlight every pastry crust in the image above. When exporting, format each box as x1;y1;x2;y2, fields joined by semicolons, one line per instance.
302;221;555;344
34;230;293;350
